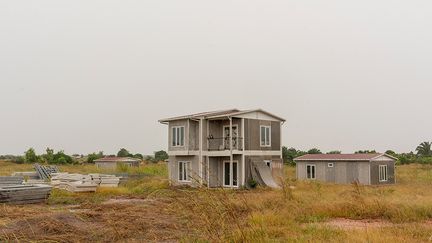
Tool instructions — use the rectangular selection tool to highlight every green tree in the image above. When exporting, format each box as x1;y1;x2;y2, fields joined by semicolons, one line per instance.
355;150;377;154
327;150;341;154
87;151;104;163
385;150;397;156
416;142;432;157
133;153;144;160
154;150;168;162
117;148;131;157
43;147;55;163
282;147;299;164
24;148;38;163
307;148;322;154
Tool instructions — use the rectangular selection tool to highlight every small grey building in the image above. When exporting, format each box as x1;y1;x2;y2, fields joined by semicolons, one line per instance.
94;157;141;169
294;153;396;185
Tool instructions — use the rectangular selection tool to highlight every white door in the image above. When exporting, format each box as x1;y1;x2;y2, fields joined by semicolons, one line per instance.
223;161;238;187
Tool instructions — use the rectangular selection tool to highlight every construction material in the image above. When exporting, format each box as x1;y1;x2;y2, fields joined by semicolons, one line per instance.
0;184;52;204
12;171;39;180
50;173;122;192
34;164;60;180
251;161;280;189
0;176;24;186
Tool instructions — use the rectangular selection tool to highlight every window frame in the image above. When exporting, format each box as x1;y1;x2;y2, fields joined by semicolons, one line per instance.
306;164;316;180
379;164;388;182
172;126;185;147
327;163;334;168
264;160;272;168
178;161;191;182
260;125;272;147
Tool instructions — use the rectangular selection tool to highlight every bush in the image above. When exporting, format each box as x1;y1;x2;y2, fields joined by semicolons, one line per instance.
248;179;258;189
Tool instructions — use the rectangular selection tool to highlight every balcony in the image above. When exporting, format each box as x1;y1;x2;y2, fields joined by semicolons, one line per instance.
208;137;243;151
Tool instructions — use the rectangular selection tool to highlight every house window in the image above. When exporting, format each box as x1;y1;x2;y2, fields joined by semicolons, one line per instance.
379;165;388;182
264;160;272;168
260;126;271;147
306;164;316;179
178;161;191;182
328;163;334;168
172;126;185;147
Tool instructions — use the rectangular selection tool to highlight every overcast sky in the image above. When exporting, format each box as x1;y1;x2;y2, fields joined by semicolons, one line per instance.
1;0;431;155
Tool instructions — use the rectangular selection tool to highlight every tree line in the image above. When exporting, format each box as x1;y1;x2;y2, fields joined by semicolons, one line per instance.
282;141;432;165
0;147;168;165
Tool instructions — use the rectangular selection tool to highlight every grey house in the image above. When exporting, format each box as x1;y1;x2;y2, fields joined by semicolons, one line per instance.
294;153;396;185
159;109;285;188
94;157;141;169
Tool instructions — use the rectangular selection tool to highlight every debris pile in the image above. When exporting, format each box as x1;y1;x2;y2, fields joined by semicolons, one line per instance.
0;184;52;204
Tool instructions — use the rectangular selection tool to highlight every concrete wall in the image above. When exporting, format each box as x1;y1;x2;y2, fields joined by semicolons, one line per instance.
95;161;139;169
296;161;370;185
244;119;281;151
370;160;395;185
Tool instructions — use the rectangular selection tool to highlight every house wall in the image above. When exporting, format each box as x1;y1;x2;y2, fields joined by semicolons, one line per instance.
168;119;200;152
168;155;200;186
208;155;244;188
370;160;395;185
95;161;139;169
244;119;281;151
296;161;370;185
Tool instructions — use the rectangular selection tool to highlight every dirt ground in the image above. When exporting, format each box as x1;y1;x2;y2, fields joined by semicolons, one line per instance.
0;197;190;242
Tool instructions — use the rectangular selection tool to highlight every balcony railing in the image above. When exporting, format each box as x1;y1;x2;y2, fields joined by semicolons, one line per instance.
208;137;243;151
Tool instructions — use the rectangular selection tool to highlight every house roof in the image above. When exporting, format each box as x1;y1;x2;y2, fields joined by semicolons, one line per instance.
94;157;141;163
159;108;285;123
294;153;397;162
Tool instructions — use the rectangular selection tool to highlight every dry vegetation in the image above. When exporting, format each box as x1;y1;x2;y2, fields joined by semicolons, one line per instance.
1;161;432;242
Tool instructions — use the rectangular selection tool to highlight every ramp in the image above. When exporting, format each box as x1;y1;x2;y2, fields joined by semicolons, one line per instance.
251;161;280;189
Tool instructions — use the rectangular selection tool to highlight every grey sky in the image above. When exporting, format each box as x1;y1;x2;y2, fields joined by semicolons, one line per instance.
1;0;431;155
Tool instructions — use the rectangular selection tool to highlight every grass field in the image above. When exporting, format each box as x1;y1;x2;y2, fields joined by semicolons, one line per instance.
1;161;432;242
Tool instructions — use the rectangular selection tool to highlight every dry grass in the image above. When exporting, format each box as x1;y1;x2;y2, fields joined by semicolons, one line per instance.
1;161;432;242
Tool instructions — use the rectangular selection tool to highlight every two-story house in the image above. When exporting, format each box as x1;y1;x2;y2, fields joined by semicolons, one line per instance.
159;109;285;188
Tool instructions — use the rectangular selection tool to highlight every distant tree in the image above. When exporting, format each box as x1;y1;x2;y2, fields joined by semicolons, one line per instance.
307;148;322;154
133;153;144;160
154;150;168;162
385;150;397;156
24;148;38;163
327;151;341;154
51;150;73;164
416;142;432;157
87;151;104;163
43;147;55;163
282;147;305;164
355;150;377;154
117;148;132;157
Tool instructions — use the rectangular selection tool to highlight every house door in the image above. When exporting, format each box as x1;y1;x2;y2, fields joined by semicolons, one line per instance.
223;161;238;187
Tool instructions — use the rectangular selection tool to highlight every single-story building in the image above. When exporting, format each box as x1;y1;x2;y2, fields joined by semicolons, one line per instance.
294;153;397;185
94;157;141;169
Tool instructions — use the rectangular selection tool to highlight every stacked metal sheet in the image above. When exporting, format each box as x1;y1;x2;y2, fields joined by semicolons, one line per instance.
50;173;98;192
33;164;60;180
0;184;52;204
89;174;121;187
0;176;24;186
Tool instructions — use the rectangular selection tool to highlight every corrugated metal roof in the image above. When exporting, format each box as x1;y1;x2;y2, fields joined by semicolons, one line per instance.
159;108;285;122
294;153;396;162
